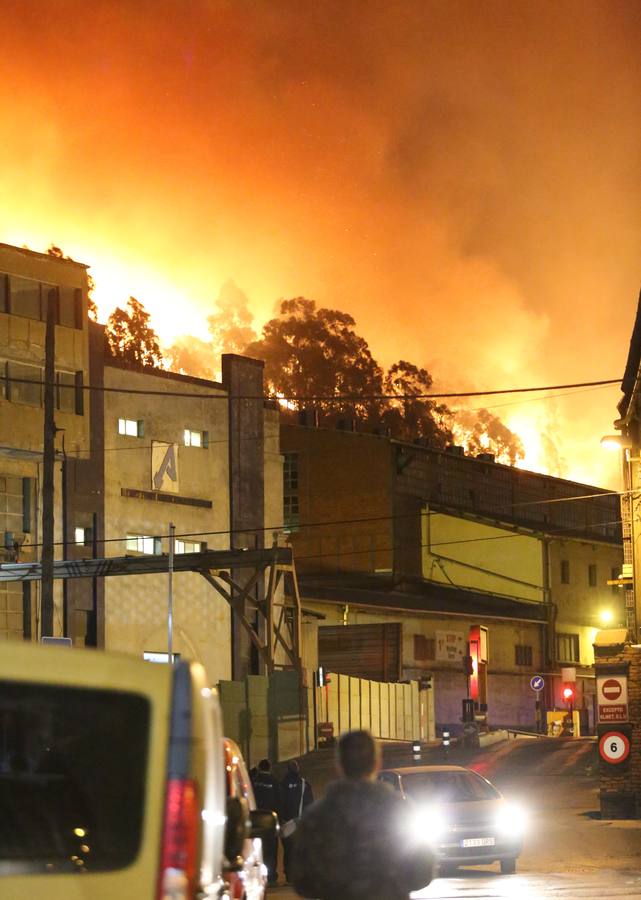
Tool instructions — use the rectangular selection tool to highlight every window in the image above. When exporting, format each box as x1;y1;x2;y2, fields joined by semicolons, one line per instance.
588;563;597;588
0;679;149;872
58;286;82;329
10;275;41;319
74;526;92;546
283;452;300;532
560;560;570;584
0;274;8;312
515;644;533;666
9;362;42;407
414;634;435;661
175;539;205;554
118;418;144;437
557;633;580;663
126;534;161;554
56;371;76;413
184;428;208;448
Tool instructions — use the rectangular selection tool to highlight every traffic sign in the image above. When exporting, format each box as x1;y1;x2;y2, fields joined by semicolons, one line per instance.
602;679;622;701
597;674;628;723
599;731;630;765
530;674;544;692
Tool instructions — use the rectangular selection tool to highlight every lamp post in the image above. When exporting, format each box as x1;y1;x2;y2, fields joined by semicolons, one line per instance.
601;435;639;640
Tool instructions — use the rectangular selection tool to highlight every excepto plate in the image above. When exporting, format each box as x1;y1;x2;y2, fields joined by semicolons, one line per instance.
461;837;496;848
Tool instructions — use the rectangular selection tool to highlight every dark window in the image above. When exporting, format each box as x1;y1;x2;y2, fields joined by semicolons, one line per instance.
0;680;149;873
58;286;77;328
22;478;31;533
588;564;597;587
561;560;570;584
41;286;57;325
283;452;300;532
414;634;435;661
515;644;533;666
557;633;580;664
0;361;8;400
9;362;42;407
56;371;75;413
74;289;83;329
9;276;41;320
74;371;84;416
0;274;7;313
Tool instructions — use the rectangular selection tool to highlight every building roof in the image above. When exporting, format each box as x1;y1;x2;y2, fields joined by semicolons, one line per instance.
619;288;641;419
0;242;89;269
298;573;548;624
105;354;225;391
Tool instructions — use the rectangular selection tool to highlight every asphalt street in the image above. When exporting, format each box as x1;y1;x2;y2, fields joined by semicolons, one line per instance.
270;736;641;899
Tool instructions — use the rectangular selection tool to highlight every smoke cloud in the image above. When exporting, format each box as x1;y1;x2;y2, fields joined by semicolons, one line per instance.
1;1;640;486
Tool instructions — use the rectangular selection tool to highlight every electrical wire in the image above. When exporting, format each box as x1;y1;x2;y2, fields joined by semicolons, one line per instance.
3;374;621;402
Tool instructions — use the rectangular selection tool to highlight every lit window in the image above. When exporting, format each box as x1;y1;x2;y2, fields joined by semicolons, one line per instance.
126;534;161;554
184;429;208;448
175;539;205;554
118;418;144;437
557;633;580;664
74;527;87;546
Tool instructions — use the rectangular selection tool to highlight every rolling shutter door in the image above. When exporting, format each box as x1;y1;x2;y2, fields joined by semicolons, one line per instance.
318;623;402;681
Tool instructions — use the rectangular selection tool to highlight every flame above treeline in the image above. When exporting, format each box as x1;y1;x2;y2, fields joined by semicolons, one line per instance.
1;2;639;489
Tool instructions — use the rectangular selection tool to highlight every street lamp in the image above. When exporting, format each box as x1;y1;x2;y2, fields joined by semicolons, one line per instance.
599;609;614;626
601;434;638;640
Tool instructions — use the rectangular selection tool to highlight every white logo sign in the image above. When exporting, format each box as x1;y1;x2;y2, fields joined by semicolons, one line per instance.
152;441;179;494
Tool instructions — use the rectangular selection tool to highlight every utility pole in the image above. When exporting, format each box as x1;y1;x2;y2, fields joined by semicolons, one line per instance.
168;523;175;661
41;288;57;637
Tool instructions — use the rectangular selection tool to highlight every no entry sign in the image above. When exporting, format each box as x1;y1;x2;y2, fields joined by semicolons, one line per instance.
597;674;628;724
599;731;631;765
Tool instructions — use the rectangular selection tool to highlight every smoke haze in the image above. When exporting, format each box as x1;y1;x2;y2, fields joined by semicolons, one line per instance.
1;0;640;486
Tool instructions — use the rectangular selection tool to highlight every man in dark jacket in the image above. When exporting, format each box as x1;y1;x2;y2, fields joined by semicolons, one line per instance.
280;760;313;883
291;730;433;900
252;758;280;885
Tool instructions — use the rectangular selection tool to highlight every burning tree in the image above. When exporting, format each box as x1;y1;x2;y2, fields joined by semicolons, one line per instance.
105;297;163;367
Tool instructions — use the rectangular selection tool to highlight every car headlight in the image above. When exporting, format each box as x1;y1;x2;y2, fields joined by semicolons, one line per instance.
410;805;449;845
494;802;528;837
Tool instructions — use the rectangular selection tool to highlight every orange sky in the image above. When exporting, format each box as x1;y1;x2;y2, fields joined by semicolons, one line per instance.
2;1;640;488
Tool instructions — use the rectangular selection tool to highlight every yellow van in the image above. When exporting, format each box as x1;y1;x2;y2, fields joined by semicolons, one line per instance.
0;640;271;899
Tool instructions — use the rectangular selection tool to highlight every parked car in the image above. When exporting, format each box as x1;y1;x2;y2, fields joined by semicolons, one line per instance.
378;764;526;875
0;640;275;899
222;738;271;900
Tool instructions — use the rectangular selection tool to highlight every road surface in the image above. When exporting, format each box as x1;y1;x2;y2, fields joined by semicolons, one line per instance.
270;736;641;899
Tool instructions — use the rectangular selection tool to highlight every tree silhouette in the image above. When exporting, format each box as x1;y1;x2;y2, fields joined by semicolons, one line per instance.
380;360;452;449
105;297;163;367
246;297;387;425
208;279;257;358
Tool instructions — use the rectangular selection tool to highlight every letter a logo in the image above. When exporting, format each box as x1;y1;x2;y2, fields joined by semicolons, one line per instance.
152;442;179;493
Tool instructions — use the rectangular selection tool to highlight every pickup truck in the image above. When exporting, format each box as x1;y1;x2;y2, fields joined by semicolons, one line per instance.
0;640;275;899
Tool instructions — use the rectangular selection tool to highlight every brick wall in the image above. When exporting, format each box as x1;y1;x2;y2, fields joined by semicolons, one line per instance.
596;642;641;818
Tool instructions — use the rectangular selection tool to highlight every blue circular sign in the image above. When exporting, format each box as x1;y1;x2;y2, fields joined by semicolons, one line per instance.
530;675;545;692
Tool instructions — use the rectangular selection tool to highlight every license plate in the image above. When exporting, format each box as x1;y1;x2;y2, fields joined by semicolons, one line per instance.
461;837;495;848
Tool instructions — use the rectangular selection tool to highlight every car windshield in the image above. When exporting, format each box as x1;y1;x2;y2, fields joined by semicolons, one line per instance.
400;770;499;803
0;679;150;875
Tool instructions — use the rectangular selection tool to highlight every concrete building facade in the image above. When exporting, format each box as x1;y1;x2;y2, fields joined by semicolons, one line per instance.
0;242;283;685
281;421;623;731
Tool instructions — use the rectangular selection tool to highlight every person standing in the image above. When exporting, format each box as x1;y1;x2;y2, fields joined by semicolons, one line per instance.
291;730;433;900
279;760;313;883
252;758;280;886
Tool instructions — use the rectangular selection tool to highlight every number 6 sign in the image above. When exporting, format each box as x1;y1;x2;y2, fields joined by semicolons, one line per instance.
599;731;631;764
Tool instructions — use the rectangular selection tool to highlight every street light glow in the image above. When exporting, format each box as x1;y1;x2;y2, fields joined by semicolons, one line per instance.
599;609;614;626
600;434;632;451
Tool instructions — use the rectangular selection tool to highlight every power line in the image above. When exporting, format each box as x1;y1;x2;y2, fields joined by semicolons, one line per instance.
3;374;621;402
11;502;622;555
